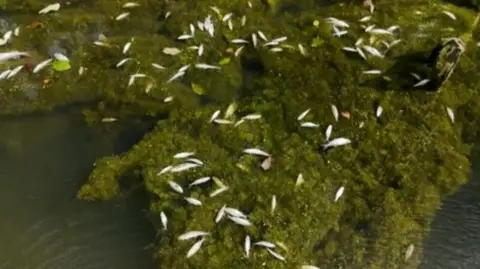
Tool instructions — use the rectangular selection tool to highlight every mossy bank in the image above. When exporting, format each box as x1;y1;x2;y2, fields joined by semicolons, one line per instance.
1;0;480;268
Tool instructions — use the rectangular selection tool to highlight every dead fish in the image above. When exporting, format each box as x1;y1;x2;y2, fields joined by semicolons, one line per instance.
115;12;130;21
122;2;140;8
0;51;29;62
189;177;211;187
300;122;319;128
53;52;69;61
33;59;53;73
242;114;261;120
186;158;203;165
231;39;249;44
267;248;286;261
358;15;371;22
164;96;173;103
252;33;258;48
363;69;381;74
405;244;415;261
215;205;226;223
376;105;383;118
295;173;304;186
325;125;333;141
261;156;272;171
209;110;221;122
243;148;270;157
171;163;201;173
210;186;229;197
187;238;205;258
254;241;275;248
184;197;202;206
343;47;357;52
257;31;267;41
297;108;310;121
127;73;146;86
321;138;351;150
178;231;209;241
335;186;344;202
234;46;244;57
442;10;456;20
122;41;132;54
413;79;430;87
116;58;131;68
157;165;172;175
362;45;384;57
0;69;11;80
228;215;251;226
151;63;165;69
213;119;233;125
245;235;251;258
198;44;204;56
7;65;23;78
166;71;185;83
177;34;192;40
271;195;277;214
325;17;350;28
225;207;247;219
331;105;339;121
446;107;455;124
168;181;183;193
39;3;61;14
174;152;195;159
195;63;220;70
160;211;167;230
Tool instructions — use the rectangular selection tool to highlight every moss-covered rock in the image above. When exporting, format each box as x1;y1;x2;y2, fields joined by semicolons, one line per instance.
0;0;479;268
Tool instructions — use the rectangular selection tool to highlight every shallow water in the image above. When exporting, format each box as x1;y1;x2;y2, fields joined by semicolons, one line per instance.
0;108;156;269
420;153;480;269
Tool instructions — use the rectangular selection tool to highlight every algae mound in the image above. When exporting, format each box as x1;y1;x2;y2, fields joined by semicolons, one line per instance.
1;0;480;268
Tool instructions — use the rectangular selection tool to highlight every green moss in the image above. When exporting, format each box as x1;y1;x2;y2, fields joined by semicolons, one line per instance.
0;0;479;268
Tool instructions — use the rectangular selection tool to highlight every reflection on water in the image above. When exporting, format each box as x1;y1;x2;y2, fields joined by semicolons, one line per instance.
0;108;156;269
421;153;480;269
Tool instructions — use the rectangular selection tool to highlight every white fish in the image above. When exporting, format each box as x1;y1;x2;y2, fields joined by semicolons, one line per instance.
189;177;211;187
358;16;371;22
160;211;167;230
300;122;319;128
228;19;233;30
234;46;244;57
198;44;204;56
254;241;275;248
127;73;146;86
14;27;20;37
209;110;221;122
325;125;332;141
178;231;210;241
186;158;203;165
342;47;357;52
164;96;173;103
165;11;171;19
222;13;233;22
376;106;383;118
356;47;367;59
39;3;60;14
168;181;183;194
297;108;310;121
228;215;251;226
225;207;247;219
242;114;261;120
331;105;339;121
157;165;172;175
257;31;267;41
296;173;304;186
271;195;277;214
370;28;393;35
215;205;226;223
363;69;382;74
335;186;344;202
33;59;53;73
405;244;415;261
3;31;12;42
171;163;200;173
210;186;229;197
151;63;165;69
53;52;69;61
116;58;131;68
234;119;245;127
245;235;251;258
267;248;285;261
195;63;220;70
115;12;130;21
123;2;140;8
301;266;320;269
213;119;233;125
185;197;202;206
241;15;247;26
6;65;22;79
189;24;195;35
325;17;349;28
252;33;258;48
363;45;383;57
446;107;455;124
166;71;185;83
187;238;205;258
177;34;192;40
122;42;131;54
413;79;430;87
442;10;456;20
243;148;270;157
174;152;195;159
321;138;351;150
270;47;283;52
0;69;11;80
101;117;117;123
231;39;249;44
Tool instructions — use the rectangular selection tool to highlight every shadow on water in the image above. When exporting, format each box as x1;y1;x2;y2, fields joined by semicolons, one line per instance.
420;150;480;269
0;106;157;269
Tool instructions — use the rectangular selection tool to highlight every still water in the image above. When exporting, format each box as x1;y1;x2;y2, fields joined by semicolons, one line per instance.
0;108;156;269
421;153;480;269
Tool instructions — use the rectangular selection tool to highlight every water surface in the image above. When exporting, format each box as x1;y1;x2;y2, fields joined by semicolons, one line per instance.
0;108;156;269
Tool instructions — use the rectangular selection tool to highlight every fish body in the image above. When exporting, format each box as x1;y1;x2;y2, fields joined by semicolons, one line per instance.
321;138;351;150
186;238;205;258
0;51;29;62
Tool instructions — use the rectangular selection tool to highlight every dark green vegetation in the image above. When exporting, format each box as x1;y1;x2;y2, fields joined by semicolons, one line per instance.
2;0;480;268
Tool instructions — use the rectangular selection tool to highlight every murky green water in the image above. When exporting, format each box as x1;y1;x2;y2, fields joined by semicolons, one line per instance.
0;108;156;269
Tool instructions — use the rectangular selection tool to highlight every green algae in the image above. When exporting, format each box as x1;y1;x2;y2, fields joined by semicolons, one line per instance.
0;0;479;268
